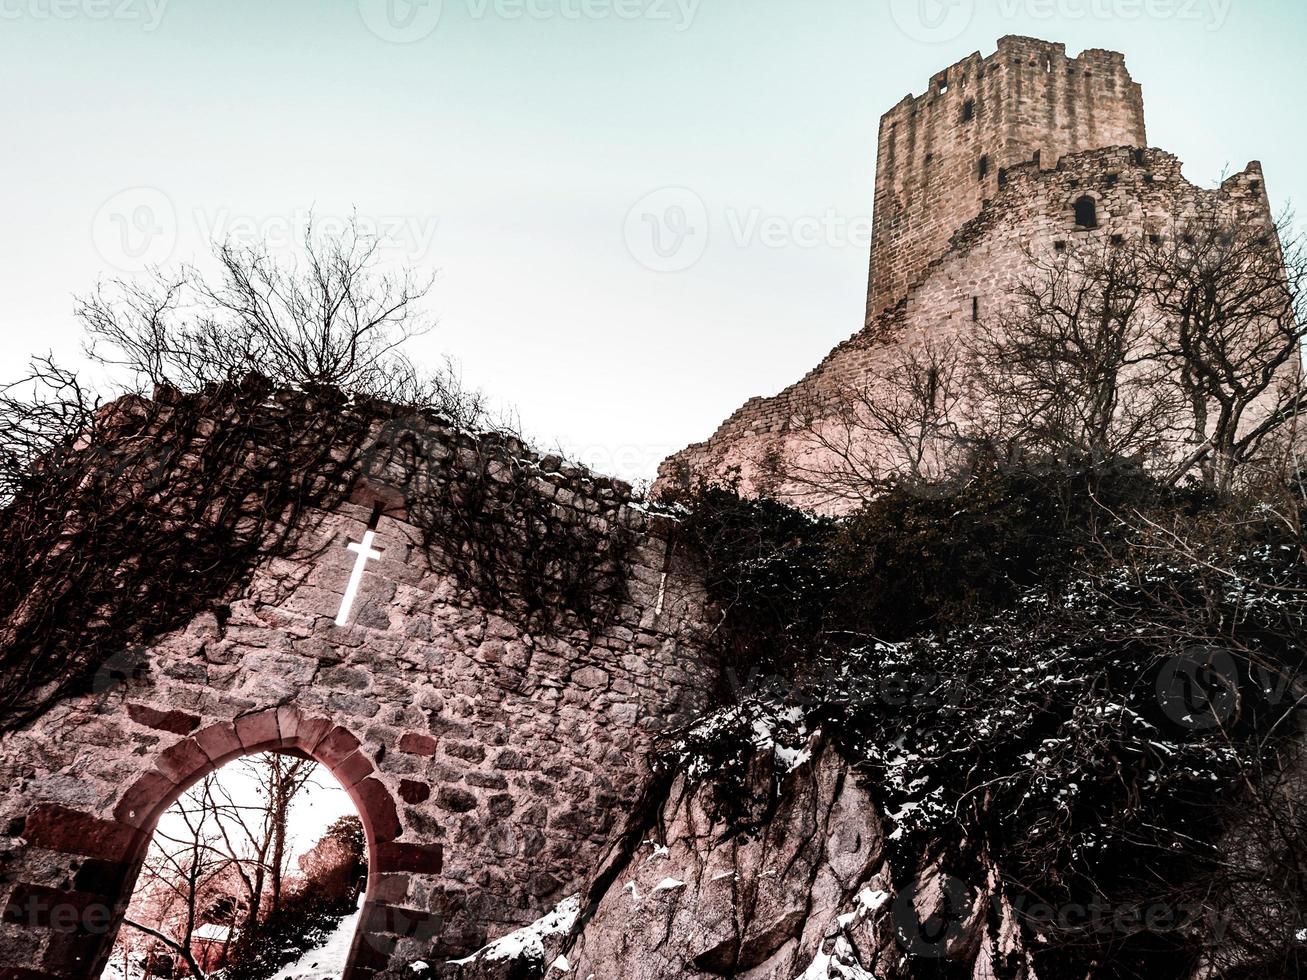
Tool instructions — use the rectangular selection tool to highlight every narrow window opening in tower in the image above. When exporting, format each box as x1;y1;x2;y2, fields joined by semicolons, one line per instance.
1033;150;1042;166
1134;148;1146;166
1055;241;1067;253
1106;173;1119;188
978;155;990;181
1250;181;1262;195
962;99;975;122
1045;57;1053;73
1111;234;1126;246
972;297;980;321
925;152;934;166
1074;196;1098;229
998;168;1009;190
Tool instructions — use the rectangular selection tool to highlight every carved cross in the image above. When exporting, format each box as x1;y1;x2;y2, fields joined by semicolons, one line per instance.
335;505;384;627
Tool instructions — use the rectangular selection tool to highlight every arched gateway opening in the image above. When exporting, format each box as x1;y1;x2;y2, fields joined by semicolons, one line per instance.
102;750;363;979
15;708;442;980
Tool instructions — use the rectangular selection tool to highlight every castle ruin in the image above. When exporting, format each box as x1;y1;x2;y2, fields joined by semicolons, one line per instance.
659;36;1275;505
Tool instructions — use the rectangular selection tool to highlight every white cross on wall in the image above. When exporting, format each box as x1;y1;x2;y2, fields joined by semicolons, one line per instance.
335;508;385;627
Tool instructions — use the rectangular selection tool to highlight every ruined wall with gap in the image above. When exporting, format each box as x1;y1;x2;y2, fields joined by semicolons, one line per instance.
0;401;715;980
658;146;1273;509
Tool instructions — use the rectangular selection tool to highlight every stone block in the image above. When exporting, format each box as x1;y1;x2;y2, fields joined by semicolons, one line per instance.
375;842;444;875
21;806;138;862
398;732;438;757
192;722;243;765
154;737;210;784
399;780;431;804
126;703;200;735
353;778;402;843
233;708;282;750
114;770;178;828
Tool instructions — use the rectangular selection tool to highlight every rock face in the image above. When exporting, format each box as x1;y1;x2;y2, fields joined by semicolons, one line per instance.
565;737;882;979
450;736;1034;980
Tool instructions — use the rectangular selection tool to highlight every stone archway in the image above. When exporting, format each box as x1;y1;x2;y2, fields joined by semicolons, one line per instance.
13;707;441;980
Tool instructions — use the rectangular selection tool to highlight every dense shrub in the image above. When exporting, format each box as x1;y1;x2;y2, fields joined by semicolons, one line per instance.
667;462;1307;976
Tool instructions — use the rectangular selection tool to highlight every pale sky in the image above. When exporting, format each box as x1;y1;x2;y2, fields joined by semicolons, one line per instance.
2;0;1303;483
152;756;354;872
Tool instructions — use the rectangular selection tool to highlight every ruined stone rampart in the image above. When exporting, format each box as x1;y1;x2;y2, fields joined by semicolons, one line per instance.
658;144;1273;506
0;395;715;979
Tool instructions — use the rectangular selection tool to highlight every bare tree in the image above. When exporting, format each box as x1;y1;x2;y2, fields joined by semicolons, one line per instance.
1143;209;1307;493
779;336;972;508
76;216;483;424
121;771;229;980
972;240;1181;472
204;752;317;939
0;356;98;506
110;753;322;977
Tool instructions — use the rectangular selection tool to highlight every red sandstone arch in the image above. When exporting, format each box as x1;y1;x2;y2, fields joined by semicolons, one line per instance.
17;707;442;980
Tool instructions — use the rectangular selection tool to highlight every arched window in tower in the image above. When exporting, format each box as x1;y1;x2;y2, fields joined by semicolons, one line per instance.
961;99;975;122
1074;195;1098;229
978;155;990;181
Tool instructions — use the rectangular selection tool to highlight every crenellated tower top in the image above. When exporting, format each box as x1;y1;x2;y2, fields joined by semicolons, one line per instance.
866;36;1146;322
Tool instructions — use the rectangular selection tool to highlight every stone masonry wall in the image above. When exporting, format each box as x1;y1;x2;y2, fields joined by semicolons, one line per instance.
658;145;1274;509
0;407;715;980
868;36;1145;321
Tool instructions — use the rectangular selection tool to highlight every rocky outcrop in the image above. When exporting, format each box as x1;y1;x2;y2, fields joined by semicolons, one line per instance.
565;736;881;979
450;736;1037;980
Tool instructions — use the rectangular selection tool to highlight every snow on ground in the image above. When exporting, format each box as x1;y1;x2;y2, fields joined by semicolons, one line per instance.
268;897;364;980
450;895;580;967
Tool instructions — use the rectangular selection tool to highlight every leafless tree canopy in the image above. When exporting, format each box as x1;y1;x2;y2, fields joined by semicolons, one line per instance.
1144;208;1307;492
783;212;1306;504
115;752;328;980
975;240;1180;468
75;218;483;424
779;337;972;508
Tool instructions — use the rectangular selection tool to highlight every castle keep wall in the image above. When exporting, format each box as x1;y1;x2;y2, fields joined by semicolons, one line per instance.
659;146;1273;508
868;36;1146;320
0;406;714;979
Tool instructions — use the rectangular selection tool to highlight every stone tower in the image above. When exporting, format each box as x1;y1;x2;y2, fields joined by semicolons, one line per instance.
658;38;1274;509
866;35;1145;322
